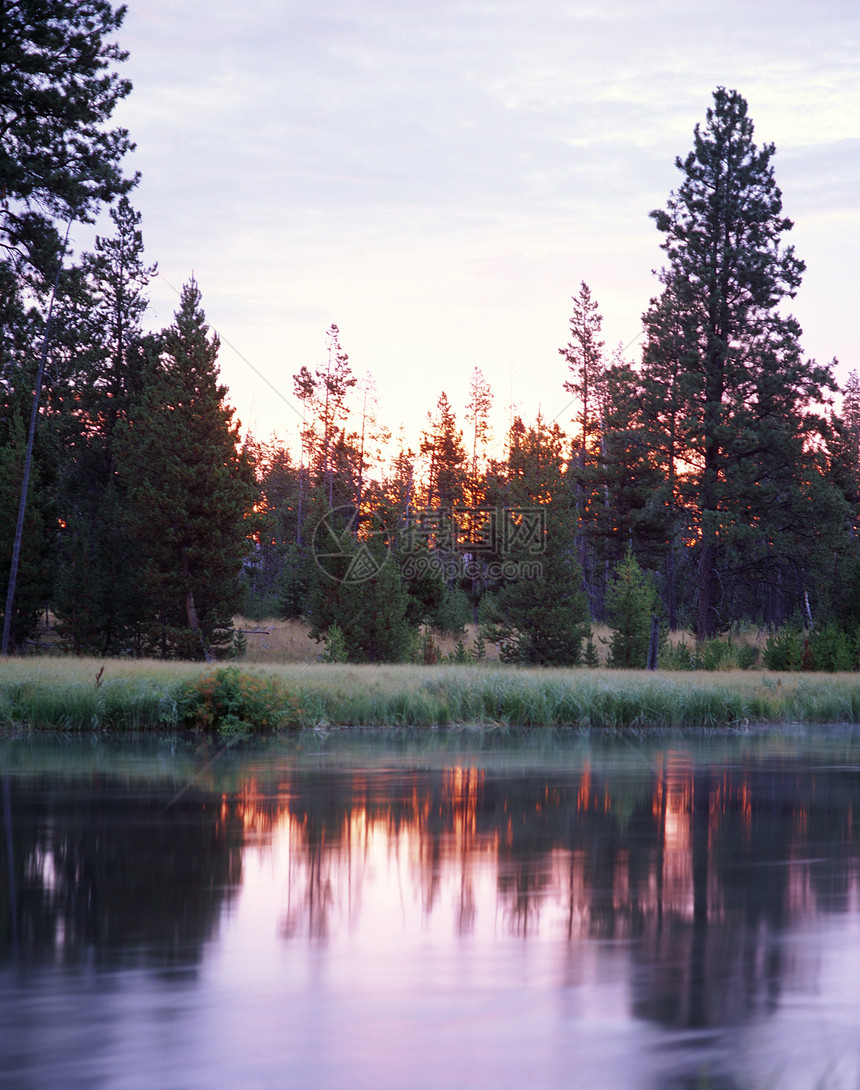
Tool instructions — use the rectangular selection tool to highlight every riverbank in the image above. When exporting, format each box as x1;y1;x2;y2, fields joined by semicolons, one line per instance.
3;658;860;732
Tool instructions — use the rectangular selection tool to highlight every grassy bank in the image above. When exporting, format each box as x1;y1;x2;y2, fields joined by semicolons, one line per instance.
3;658;860;732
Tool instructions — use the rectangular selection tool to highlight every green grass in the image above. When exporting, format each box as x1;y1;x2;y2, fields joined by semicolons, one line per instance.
4;657;860;732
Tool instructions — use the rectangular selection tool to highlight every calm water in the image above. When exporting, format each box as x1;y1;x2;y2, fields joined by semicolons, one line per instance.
2;728;860;1090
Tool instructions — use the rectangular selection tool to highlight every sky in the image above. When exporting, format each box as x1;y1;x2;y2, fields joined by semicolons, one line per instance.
85;0;859;457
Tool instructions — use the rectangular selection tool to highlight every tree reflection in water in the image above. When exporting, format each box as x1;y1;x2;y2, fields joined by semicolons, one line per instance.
1;733;858;1089
223;739;860;1044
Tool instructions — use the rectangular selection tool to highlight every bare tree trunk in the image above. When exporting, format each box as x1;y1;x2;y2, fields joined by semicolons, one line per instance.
182;551;212;662
697;540;717;643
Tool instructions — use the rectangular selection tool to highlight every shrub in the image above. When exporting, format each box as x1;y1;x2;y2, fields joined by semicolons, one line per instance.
227;628;248;659
445;638;468;664
696;637;758;671
583;631;600;668
177;666;302;736
320;622;348;663
809;624;855;672
735;642;760;670
763;625;806;671
470;631;487;662
659;640;695;670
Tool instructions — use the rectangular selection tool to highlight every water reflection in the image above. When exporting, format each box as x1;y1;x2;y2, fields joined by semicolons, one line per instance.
1;767;244;969
232;751;859;953
1;733;860;1089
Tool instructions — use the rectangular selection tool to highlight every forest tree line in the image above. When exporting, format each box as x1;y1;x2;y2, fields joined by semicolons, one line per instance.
1;5;858;664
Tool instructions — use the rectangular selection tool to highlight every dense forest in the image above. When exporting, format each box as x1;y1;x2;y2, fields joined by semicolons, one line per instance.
2;4;858;665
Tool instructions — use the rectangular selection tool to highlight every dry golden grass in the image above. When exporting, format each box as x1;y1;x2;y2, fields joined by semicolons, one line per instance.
233;617;324;664
234;617;504;663
233;619;735;667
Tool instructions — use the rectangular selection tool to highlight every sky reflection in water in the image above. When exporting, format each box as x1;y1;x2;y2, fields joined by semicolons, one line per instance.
1;731;860;1089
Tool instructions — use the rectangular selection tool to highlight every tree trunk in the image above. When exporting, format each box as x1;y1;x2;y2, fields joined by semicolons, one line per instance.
697;540;717;643
182;551;212;662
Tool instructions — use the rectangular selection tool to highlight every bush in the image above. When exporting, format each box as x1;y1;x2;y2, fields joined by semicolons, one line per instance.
177;666;302;736
445;638;468;664
320;622;348;663
660;635;759;671
763;625;806;671
735;642;760;670
696;637;757;671
809;624;855;672
762;624;859;672
659;640;695;670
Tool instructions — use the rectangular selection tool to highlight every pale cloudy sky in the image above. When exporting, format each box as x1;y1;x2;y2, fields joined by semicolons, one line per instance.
91;0;859;453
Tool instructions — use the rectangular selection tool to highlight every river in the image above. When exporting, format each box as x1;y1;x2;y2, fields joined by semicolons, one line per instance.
1;727;859;1089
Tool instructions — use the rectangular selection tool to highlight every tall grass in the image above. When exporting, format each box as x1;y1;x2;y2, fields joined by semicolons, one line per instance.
4;658;860;732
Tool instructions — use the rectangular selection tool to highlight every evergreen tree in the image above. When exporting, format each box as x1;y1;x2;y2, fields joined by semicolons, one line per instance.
605;549;661;669
648;87;843;639
0;0;135;293
80;196;157;431
559;282;605;615
114;279;256;658
836;369;860;528
292;324;357;509
420;392;467;510
353;370;390;516
560;281;605;464
639;282;697;628
52;198;156;653
1;0;134;652
828;375;860;547
0;410;53;648
241;436;309;620
485;416;589;665
842;371;860;465
306;508;413;663
486;495;589;666
465;366;493;507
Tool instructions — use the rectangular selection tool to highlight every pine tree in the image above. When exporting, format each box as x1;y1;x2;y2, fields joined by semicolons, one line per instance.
485;416;589;665
114;279;256;658
605;550;661;669
81;197;157;432
0;0;135;292
829;373;860;545
840;370;860;489
52;198;156;653
306;508;413;663
242;437;309;620
352;371;390;513
0;411;53;648
420;392;467;510
1;0;134;652
649;87;842;639
292;324;357;509
559;282;606;615
465;366;493;507
560;282;605;464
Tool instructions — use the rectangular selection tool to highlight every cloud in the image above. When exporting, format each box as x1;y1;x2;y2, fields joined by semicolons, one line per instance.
104;0;858;442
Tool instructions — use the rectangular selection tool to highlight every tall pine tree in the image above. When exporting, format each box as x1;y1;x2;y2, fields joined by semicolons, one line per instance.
648;87;842;638
115;279;256;658
53;197;157;653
